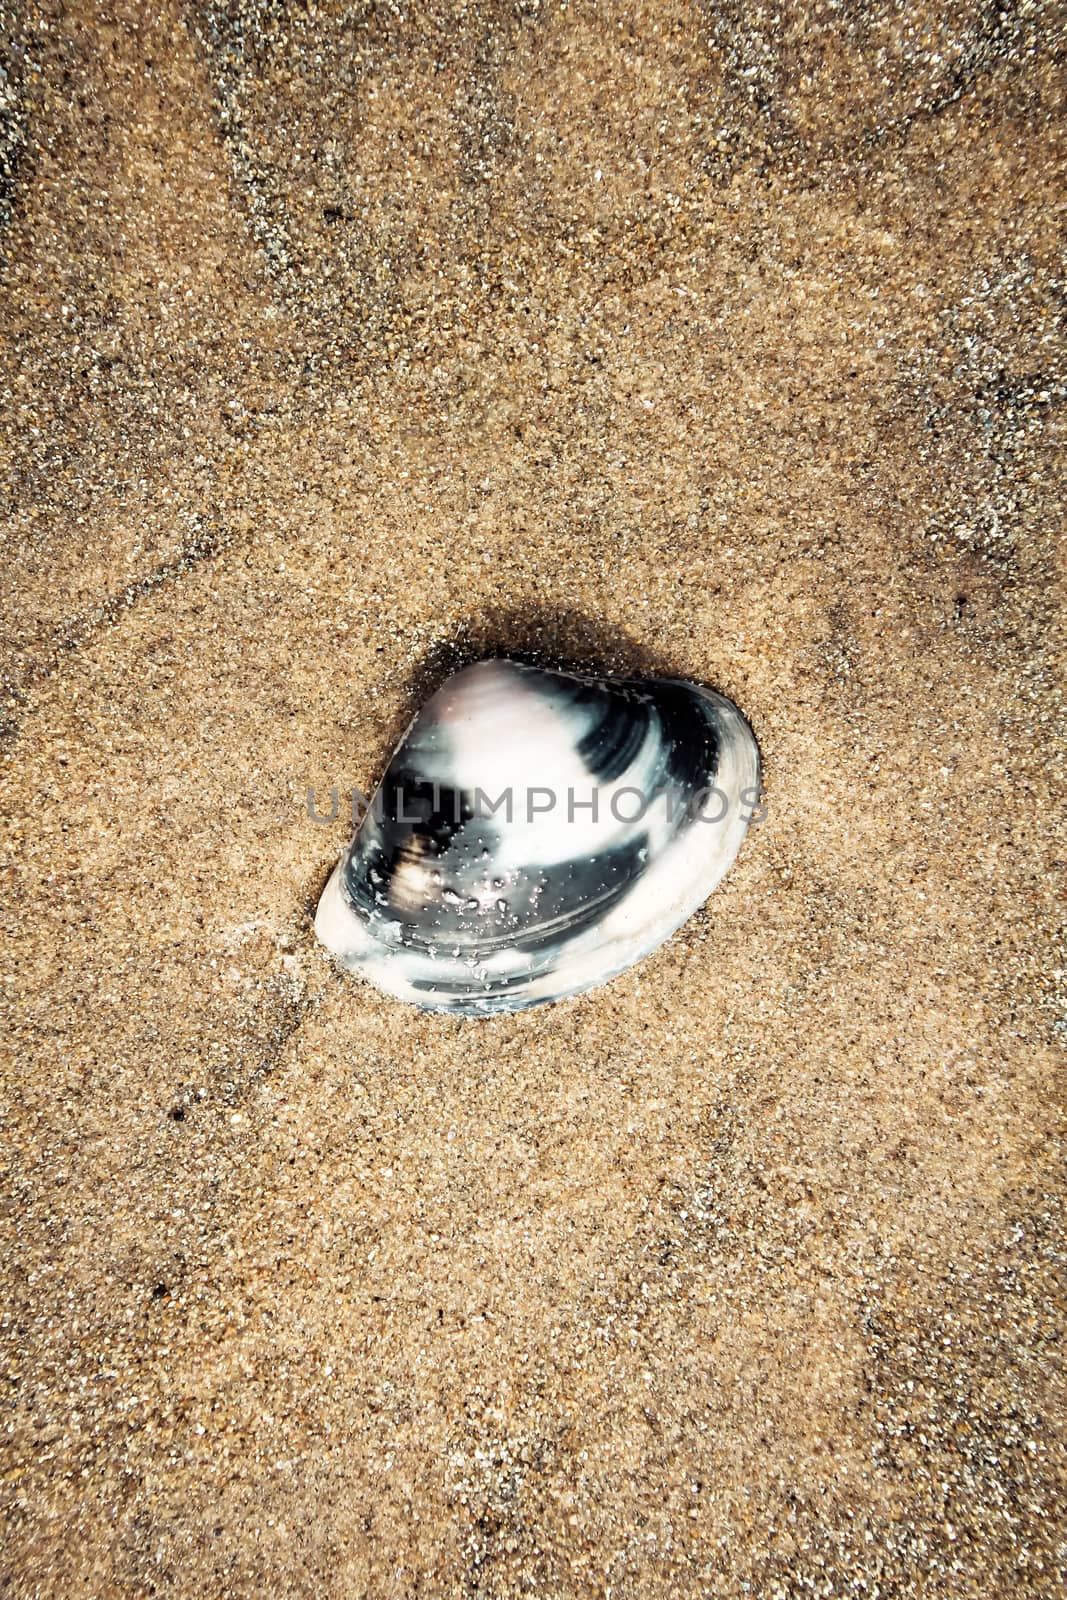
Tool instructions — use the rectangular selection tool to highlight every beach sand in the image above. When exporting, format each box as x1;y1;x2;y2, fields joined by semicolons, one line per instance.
1;0;1065;1594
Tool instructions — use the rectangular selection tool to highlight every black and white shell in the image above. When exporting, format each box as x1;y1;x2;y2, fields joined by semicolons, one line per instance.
314;658;760;1014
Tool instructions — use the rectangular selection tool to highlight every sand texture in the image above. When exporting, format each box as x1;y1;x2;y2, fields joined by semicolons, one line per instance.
1;0;1065;1595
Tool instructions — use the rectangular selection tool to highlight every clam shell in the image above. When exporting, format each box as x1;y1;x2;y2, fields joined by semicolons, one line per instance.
314;659;760;1014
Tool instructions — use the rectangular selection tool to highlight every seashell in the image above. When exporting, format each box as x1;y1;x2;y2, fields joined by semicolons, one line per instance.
314;659;760;1014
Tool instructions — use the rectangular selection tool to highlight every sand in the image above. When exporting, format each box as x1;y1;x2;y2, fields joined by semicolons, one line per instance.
1;0;1065;1594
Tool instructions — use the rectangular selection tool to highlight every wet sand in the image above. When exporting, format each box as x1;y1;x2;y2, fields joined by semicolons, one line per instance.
1;0;1065;1594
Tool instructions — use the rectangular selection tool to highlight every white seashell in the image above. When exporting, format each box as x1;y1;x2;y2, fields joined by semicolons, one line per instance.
315;659;760;1014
